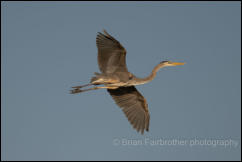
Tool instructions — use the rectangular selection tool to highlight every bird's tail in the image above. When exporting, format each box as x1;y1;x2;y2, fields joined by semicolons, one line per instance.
90;72;106;85
90;72;119;85
70;72;119;94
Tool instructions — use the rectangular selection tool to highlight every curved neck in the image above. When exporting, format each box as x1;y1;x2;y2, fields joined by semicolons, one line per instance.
135;63;165;84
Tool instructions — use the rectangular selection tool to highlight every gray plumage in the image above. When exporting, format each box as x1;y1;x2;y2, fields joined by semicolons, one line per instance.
70;30;185;134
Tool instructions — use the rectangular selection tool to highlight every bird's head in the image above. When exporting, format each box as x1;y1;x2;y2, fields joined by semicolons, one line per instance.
160;61;186;67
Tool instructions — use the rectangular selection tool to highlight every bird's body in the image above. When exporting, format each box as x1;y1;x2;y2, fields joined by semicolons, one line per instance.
71;30;185;134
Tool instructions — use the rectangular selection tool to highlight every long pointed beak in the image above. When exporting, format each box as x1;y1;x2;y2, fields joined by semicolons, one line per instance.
170;62;186;66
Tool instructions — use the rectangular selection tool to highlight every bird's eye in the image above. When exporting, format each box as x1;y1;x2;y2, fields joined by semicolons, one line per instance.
161;61;168;64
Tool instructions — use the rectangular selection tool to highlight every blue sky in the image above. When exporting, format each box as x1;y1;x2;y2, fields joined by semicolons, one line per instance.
1;1;241;160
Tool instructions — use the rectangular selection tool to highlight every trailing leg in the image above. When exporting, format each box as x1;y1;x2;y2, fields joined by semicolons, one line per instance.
70;86;118;94
71;83;92;89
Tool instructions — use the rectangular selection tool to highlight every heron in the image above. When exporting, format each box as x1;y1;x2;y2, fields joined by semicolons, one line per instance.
70;30;185;134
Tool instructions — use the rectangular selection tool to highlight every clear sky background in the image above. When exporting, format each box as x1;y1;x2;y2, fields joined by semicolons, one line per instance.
1;1;241;161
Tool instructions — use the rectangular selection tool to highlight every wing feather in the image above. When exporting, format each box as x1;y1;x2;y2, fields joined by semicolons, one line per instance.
96;30;128;74
107;86;150;134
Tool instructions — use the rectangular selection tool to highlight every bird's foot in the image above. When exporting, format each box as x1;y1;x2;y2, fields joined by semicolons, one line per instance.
70;88;83;94
71;83;92;89
70;86;99;94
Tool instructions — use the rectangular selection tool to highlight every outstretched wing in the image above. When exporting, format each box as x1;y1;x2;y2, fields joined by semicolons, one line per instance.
107;86;150;134
96;30;128;74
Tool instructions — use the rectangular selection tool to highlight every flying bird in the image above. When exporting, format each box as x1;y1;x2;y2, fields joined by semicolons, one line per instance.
70;30;185;134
